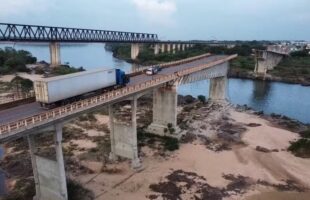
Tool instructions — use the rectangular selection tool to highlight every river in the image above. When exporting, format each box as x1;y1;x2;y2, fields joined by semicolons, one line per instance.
1;43;309;124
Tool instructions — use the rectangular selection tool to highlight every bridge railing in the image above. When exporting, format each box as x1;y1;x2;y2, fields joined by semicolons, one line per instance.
0;54;237;136
131;53;211;74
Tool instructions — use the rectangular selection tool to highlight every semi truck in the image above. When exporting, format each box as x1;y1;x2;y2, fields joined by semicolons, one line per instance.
34;68;129;108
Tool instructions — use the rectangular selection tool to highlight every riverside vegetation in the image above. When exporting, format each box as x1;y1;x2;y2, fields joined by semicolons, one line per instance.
106;42;310;85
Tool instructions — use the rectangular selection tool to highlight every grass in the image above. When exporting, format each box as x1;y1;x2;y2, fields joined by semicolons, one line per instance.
271;57;310;81
230;56;255;72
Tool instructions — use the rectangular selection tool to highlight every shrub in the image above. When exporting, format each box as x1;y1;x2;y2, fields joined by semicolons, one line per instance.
300;129;310;138
288;138;310;158
197;95;206;103
163;137;179;151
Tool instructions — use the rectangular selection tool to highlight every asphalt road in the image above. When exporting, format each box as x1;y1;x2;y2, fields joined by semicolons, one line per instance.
0;55;226;125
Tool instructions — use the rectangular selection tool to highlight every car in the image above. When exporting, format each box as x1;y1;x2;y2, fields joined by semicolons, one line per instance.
145;65;161;75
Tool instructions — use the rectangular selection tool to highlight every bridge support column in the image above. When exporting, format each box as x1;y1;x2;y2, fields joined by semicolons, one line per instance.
154;44;160;55
254;51;284;75
177;44;181;51
182;44;185;51
49;42;61;67
131;43;140;60
147;85;179;137
172;44;176;54
161;44;165;53
109;97;141;169
167;44;171;53
186;44;190;48
209;76;227;101
28;124;67;200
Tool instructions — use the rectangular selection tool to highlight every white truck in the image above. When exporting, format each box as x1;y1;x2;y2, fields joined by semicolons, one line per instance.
34;68;128;108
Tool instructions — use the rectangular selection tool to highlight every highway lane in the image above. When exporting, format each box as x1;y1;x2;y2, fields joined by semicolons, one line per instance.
0;55;227;125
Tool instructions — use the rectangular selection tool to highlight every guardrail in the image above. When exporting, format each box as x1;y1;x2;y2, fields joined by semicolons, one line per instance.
130;53;211;74
0;54;237;136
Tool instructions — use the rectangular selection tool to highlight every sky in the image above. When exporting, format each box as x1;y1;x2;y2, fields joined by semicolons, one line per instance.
0;0;309;41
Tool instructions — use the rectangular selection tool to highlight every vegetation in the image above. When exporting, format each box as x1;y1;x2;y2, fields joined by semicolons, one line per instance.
230;56;255;72
10;76;33;93
2;178;35;200
288;128;310;158
106;42;266;66
197;95;206;104
51;65;85;75
163;137;179;151
271;56;310;83
0;47;36;75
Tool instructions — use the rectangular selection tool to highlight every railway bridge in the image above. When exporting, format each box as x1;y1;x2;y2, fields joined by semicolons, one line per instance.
0;53;237;200
0;23;229;65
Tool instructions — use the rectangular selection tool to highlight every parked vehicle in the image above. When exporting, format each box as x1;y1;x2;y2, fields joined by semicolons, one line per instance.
34;68;129;108
145;65;161;75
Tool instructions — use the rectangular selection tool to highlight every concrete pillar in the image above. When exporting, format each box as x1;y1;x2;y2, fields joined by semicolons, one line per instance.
161;43;165;53
254;51;283;75
167;44;171;53
27;124;68;200
209;77;227;101
186;44;190;48
177;44;181;51
109;97;141;169
172;44;176;54
108;104;116;160
182;44;185;51
131;43;140;60
147;85;179;137
49;42;61;67
154;44;160;55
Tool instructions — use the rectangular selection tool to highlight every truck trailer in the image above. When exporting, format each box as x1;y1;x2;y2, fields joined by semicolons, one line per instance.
34;68;128;108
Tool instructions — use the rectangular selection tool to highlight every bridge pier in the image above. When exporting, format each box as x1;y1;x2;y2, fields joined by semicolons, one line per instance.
49;42;61;67
167;44;171;53
154;44;160;55
182;44;185;51
177;44;181;51
172;44;176;54
108;97;141;169
28;124;67;200
209;76;227;101
161;44;165;53
131;43;140;60
147;85;179;137
254;50;284;75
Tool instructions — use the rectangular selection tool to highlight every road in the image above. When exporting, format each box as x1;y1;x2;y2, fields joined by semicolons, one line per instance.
0;55;226;125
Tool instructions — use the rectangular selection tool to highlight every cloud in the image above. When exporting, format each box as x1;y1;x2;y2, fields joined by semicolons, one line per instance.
131;0;177;26
0;0;51;18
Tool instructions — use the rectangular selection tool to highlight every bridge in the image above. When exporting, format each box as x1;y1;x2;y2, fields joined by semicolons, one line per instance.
254;45;290;75
0;23;232;65
0;53;237;200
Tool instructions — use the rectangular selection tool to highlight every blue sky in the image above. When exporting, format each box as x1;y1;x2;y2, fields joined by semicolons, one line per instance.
0;0;309;40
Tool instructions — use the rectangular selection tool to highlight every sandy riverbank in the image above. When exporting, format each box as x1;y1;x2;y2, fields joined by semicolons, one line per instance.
1;96;309;200
74;101;310;200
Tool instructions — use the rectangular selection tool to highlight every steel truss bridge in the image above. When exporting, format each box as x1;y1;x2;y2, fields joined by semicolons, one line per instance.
0;23;158;43
0;23;236;45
